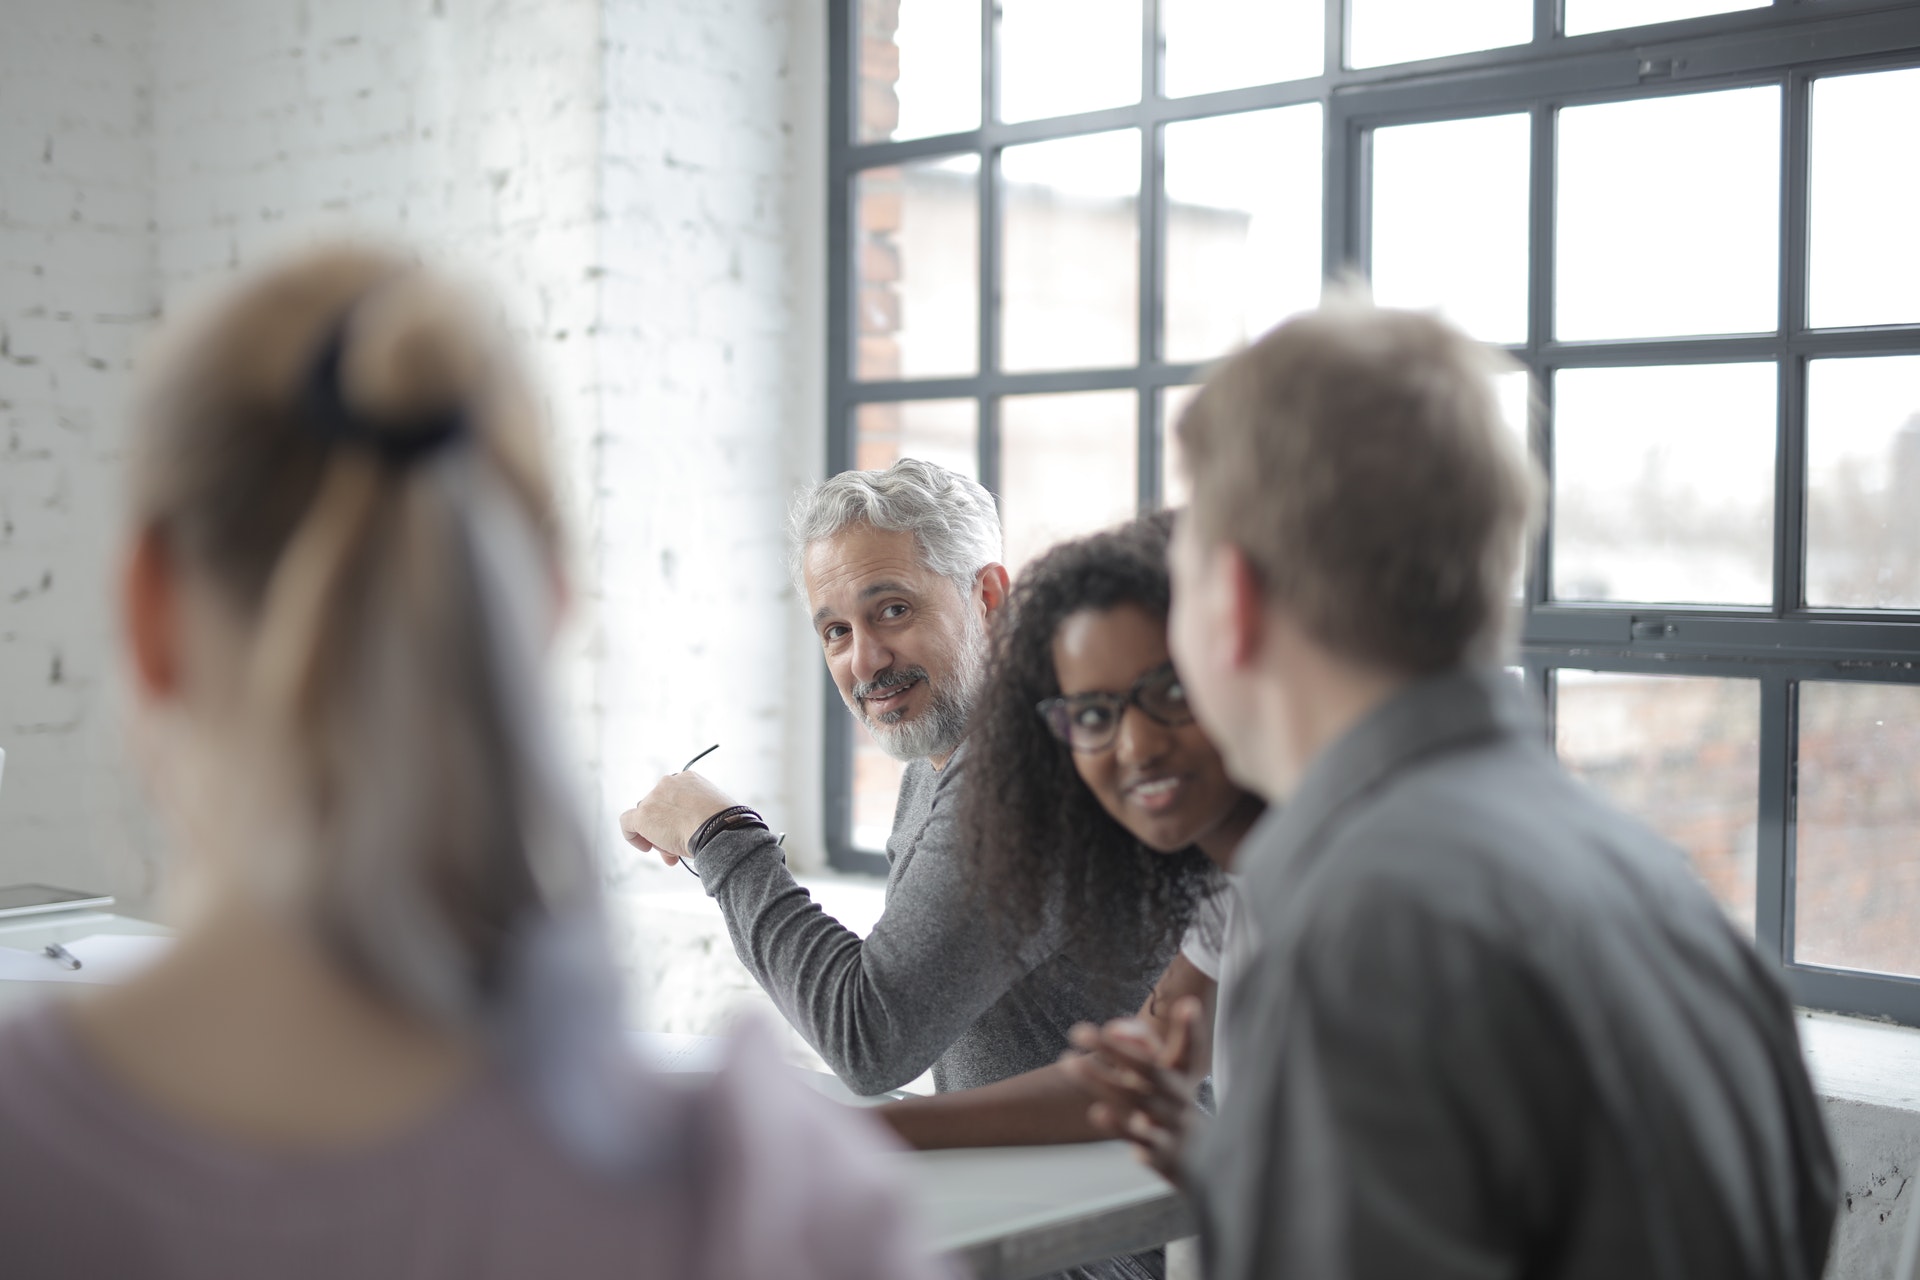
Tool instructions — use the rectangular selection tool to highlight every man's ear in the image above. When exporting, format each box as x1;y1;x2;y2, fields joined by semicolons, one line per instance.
546;555;572;643
123;525;180;702
1220;543;1267;671
975;562;1012;617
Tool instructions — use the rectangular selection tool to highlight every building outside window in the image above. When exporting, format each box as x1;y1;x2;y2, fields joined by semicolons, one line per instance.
827;0;1920;1024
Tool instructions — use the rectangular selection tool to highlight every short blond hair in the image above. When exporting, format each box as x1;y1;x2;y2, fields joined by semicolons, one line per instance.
1176;296;1542;674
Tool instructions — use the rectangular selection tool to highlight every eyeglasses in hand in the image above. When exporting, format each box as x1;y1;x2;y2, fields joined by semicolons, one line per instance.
671;745;784;877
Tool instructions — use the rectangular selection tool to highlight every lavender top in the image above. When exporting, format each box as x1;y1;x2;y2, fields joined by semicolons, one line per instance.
0;1004;948;1280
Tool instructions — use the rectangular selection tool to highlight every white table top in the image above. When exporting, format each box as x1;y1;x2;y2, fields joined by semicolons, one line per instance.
0;909;173;1018
0;911;1185;1278
908;1141;1188;1278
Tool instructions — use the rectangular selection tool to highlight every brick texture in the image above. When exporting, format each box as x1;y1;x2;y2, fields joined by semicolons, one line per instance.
1;0;828;918
0;0;162;907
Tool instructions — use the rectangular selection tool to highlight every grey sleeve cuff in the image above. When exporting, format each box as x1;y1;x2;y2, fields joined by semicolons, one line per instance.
692;824;784;895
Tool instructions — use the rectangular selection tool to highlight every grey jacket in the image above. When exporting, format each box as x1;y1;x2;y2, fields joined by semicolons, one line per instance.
696;743;1164;1096
1191;667;1836;1280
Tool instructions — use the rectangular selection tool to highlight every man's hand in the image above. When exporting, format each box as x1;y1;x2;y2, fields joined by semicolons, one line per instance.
619;771;740;867
1058;995;1204;1184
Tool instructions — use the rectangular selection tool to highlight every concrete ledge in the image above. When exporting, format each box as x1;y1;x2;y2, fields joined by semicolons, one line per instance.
1802;1012;1920;1279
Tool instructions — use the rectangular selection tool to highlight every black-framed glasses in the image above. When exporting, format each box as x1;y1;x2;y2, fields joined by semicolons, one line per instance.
1037;662;1195;753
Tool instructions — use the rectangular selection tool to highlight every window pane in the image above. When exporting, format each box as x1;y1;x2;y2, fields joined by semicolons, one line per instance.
1371;112;1530;346
1557;88;1779;341
852;721;909;852
1348;0;1530;69
1001;131;1141;372
1795;681;1920;979
999;0;1141;123
1164;104;1323;363
1552;364;1776;605
855;156;979;380
1805;356;1920;610
1161;384;1202;508
1001;390;1139;571
1555;670;1760;936
1563;0;1766;36
854;400;979;478
858;0;981;143
1162;0;1322;97
1498;369;1535;597
1497;368;1534;455
1810;67;1920;329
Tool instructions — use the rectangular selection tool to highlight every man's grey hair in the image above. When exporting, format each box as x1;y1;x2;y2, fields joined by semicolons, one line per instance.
787;458;1003;596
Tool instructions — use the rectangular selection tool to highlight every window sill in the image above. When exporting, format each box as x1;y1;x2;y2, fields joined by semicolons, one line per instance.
1799;1009;1920;1115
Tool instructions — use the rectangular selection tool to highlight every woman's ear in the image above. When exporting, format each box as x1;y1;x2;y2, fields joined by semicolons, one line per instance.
123;525;180;702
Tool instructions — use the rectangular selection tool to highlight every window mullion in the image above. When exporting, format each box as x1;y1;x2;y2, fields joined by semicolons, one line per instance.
1776;70;1811;619
1323;102;1360;282
976;0;1001;495
1755;676;1792;967
1535;0;1559;44
1528;101;1557;611
1138;0;1164;511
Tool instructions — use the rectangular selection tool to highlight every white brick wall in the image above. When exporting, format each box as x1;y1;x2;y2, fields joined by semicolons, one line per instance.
1;0;829;924
148;0;611;876
596;0;828;890
593;0;831;1039
0;0;162;907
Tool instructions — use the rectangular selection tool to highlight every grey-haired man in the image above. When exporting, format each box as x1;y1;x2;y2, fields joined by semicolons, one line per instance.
622;460;1169;1134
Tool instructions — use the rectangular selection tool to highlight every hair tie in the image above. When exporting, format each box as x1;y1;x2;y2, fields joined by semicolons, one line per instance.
300;308;468;466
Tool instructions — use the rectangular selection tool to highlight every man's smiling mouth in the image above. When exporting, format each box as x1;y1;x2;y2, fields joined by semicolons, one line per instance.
863;677;921;707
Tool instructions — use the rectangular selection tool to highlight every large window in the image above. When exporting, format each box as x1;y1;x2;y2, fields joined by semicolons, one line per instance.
826;0;1920;1025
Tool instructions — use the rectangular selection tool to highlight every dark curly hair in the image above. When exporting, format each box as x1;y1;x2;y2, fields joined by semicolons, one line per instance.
961;511;1222;987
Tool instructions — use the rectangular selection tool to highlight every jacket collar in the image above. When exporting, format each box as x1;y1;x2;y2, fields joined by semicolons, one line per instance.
1242;665;1544;889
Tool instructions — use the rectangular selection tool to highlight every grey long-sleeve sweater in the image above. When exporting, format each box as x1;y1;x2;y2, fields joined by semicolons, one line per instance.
694;743;1163;1097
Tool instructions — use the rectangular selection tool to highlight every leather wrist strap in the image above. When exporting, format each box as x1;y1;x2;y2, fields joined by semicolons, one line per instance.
688;805;769;858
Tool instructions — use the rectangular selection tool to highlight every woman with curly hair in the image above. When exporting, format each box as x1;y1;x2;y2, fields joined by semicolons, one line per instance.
881;512;1263;1150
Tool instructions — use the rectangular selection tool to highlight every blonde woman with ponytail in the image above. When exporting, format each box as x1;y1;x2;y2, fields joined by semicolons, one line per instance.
0;246;942;1280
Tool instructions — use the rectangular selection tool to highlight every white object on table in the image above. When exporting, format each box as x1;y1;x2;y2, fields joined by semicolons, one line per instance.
0;933;173;984
0;912;175;1019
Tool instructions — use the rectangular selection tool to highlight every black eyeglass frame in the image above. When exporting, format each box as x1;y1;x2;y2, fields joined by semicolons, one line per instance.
1036;661;1195;753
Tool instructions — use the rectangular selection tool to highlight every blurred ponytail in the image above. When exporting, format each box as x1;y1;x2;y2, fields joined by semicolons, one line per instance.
134;248;653;1169
244;274;568;1025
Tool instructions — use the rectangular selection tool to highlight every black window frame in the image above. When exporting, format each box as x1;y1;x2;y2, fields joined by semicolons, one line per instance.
824;0;1920;1024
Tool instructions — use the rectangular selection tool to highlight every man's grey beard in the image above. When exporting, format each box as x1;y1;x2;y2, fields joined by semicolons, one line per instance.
856;606;988;763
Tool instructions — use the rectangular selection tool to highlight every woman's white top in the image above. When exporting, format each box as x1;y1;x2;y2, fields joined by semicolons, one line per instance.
1179;875;1254;1102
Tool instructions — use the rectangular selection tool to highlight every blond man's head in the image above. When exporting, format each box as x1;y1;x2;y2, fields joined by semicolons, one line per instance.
1175;295;1541;677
